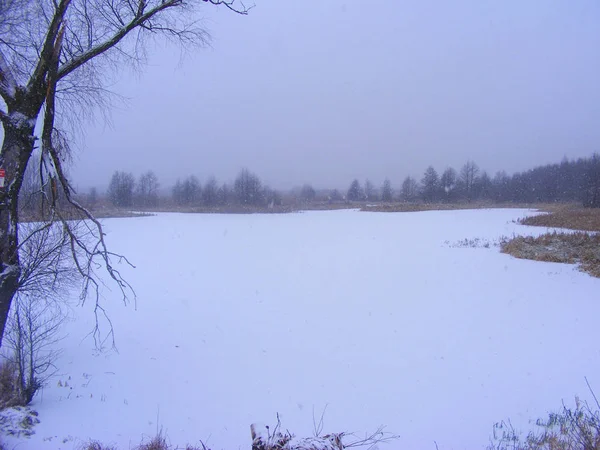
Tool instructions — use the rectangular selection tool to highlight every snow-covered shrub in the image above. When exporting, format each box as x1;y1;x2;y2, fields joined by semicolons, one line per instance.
251;423;343;450
250;420;397;450
0;221;76;408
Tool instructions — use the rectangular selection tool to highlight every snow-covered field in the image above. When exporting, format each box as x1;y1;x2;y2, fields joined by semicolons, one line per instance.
8;209;600;450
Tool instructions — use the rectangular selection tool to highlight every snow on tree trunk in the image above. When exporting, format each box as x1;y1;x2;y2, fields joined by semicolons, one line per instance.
0;111;37;346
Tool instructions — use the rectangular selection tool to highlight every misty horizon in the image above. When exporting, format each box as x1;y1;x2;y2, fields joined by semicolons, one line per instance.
74;152;597;195
70;0;600;193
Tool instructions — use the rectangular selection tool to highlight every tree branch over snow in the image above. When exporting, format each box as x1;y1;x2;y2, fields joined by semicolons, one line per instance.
36;15;135;346
44;127;136;347
57;0;198;80
0;0;250;348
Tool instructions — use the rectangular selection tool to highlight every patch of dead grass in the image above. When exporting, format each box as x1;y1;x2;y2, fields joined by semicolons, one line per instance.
361;202;557;213
80;435;208;450
19;208;152;223
81;442;117;450
501;231;600;277
520;205;600;232
162;205;296;214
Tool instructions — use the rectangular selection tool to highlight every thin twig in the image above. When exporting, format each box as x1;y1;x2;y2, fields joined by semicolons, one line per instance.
585;376;600;410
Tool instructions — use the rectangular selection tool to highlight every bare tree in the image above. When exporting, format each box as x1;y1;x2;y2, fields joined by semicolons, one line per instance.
136;170;159;208
440;167;457;203
381;178;393;202
300;184;316;202
17;222;78;298
262;185;281;207
0;0;251;345
400;176;418;202
202;176;219;207
364;179;376;201
583;153;600;208
4;292;66;404
459;161;480;202
218;182;231;206
475;170;493;200
1;220;76;405
173;175;201;206
107;170;135;207
327;189;344;203
329;189;343;203
347;179;363;202
87;187;98;210
234;168;263;206
421;166;440;203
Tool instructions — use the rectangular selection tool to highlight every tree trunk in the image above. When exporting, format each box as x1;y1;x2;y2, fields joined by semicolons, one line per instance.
0;112;37;347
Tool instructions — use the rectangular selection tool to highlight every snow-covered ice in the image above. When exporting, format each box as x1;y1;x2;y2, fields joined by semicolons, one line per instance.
7;209;600;449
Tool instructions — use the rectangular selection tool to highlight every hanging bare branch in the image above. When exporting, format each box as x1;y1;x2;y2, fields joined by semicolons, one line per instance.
0;0;251;348
202;0;254;15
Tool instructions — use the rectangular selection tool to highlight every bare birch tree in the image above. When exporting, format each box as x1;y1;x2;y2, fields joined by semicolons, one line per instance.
0;0;252;345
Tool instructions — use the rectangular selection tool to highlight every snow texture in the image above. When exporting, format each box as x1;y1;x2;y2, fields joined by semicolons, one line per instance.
9;111;36;129
5;209;600;449
0;406;40;437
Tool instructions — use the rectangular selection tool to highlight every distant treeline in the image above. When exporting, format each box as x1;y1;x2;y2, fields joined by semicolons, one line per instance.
75;153;600;211
102;168;282;209
349;154;600;206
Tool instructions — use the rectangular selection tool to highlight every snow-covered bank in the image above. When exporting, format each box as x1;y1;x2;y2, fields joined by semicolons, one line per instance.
8;209;600;449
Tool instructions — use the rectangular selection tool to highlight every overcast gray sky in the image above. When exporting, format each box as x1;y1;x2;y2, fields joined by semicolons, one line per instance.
71;0;600;192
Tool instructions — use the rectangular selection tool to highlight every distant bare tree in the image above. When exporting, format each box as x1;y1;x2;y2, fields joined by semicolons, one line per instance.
329;189;343;203
492;171;511;202
136;171;159;208
300;184;316;202
421;166;440;203
381;179;393;202
364;179;376;201
347;179;363;202
173;175;201;206
0;0;251;344
234;169;263;206
475;171;493;200
583;153;600;208
218;182;231;206
107;171;135;208
87;187;98;210
263;186;281;207
459;161;480;202
400;176;418;202
440;167;457;202
202;176;219;207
